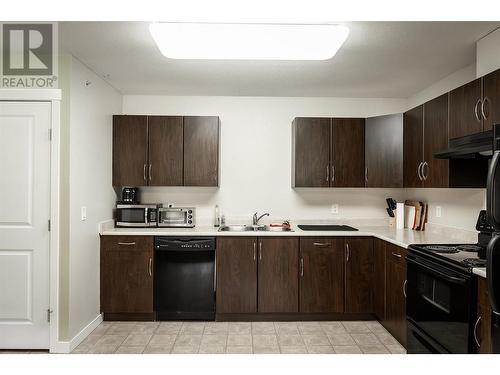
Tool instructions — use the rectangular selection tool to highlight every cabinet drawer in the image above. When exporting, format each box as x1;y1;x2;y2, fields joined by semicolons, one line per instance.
101;236;153;252
300;237;338;249
386;243;406;266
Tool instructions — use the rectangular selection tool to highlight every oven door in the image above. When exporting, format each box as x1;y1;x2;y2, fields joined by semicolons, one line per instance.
406;256;473;353
159;209;188;227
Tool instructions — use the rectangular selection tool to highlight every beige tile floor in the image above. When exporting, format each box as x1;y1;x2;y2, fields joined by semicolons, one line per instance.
71;320;406;354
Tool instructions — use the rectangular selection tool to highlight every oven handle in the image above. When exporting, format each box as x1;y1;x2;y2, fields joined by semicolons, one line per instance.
406;258;467;285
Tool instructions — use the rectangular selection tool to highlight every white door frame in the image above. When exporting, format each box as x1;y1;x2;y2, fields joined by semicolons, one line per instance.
0;89;61;353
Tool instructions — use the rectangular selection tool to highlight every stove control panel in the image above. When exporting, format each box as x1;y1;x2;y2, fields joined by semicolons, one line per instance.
476;210;495;233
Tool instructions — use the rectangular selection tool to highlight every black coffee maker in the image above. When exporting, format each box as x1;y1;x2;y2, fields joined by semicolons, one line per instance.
121;187;139;204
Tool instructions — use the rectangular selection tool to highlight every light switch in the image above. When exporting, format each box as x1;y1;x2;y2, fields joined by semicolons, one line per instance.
81;206;87;221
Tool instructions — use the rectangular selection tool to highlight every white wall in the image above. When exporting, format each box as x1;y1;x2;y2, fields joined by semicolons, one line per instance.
477;27;500;77
67;57;121;338
123;96;406;225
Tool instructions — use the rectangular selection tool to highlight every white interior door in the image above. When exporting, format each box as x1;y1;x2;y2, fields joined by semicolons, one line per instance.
0;101;51;349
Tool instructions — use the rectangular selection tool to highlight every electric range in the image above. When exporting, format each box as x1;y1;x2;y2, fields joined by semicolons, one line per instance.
406;210;494;354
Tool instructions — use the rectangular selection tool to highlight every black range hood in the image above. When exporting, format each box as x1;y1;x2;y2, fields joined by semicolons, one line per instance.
435;130;493;159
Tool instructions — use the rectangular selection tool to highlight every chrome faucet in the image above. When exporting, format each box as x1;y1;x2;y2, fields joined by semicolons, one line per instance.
253;212;270;225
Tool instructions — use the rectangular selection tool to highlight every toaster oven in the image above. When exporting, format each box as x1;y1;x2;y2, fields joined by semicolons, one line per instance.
158;207;195;227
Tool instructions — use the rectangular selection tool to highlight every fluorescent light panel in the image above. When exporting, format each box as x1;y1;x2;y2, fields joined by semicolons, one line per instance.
149;22;349;60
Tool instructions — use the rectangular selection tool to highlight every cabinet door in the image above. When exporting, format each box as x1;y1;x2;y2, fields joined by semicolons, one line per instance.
365;114;403;188
449;78;482;138
385;248;407;347
476;278;493;353
216;237;257;314
345;237;374;313
482;68;500;132
299;238;344;313
100;236;153;314
373;238;386;321
331;118;365;187
292;117;331;187
258;237;299;313
403;106;424;188
112;115;148;186
148;116;183;186
423;94;449;188
183;116;219;186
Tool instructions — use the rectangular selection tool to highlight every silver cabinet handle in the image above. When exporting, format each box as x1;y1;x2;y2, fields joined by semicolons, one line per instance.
326;164;329;182
417;162;423;181
482;96;490;120
474;99;482;122
259;241;262;261
403;279;408;298
253;242;256;261
422;161;428;181
346;242;350;262
365;167;368;183
143;164;147;181
474;316;482;348
313;242;330;247
148;257;152;276
149;164;152;181
300;257;304;277
118;242;136;246
392;252;402;258
331;165;335;183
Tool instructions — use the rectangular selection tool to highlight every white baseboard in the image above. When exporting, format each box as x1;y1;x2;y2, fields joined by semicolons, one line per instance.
50;313;103;353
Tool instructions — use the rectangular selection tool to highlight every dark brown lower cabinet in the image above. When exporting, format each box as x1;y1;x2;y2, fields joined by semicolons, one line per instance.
100;236;154;320
384;244;407;347
345;237;374;313
373;238;386;320
299;238;344;313
216;237;258;314
258;237;299;313
475;277;493;353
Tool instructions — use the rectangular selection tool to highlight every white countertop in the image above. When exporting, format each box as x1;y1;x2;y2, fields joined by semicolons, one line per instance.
100;222;477;251
473;267;487;278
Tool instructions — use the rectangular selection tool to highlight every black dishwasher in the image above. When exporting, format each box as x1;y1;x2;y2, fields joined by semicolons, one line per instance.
154;237;216;320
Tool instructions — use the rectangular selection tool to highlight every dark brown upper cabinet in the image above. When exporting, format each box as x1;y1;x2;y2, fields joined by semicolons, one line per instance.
258;237;299;313
449;78;483;139
112;115;148;187
365;114;403;188
292;117;331;187
183;116;220;187
423;94;449;188
113;115;220;187
148;116;184;186
331;118;365;187
299;237;344;313
482;68;500;132
344;237;374;314
404;96;449;188
403;105;424;188
292;117;365;188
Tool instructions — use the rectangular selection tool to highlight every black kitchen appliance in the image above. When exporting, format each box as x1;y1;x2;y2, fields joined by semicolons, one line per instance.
154;237;215;320
297;224;358;231
121;187;139;204
486;123;500;353
115;203;161;227
406;210;494;353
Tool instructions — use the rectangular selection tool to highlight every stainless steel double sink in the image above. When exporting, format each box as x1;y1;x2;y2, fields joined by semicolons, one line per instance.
218;224;293;232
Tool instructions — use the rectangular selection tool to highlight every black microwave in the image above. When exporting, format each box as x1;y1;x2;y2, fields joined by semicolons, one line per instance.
115;204;162;227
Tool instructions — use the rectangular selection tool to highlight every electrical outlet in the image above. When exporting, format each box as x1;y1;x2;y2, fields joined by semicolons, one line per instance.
436;206;442;218
81;206;87;221
331;204;339;214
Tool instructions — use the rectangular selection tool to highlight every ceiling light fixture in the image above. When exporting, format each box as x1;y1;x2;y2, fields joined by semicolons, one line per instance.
149;22;349;61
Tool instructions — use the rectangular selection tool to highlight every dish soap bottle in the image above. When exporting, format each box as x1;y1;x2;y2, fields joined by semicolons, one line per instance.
214;205;220;227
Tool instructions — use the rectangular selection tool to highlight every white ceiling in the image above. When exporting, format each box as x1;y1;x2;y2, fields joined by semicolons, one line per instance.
60;21;500;98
